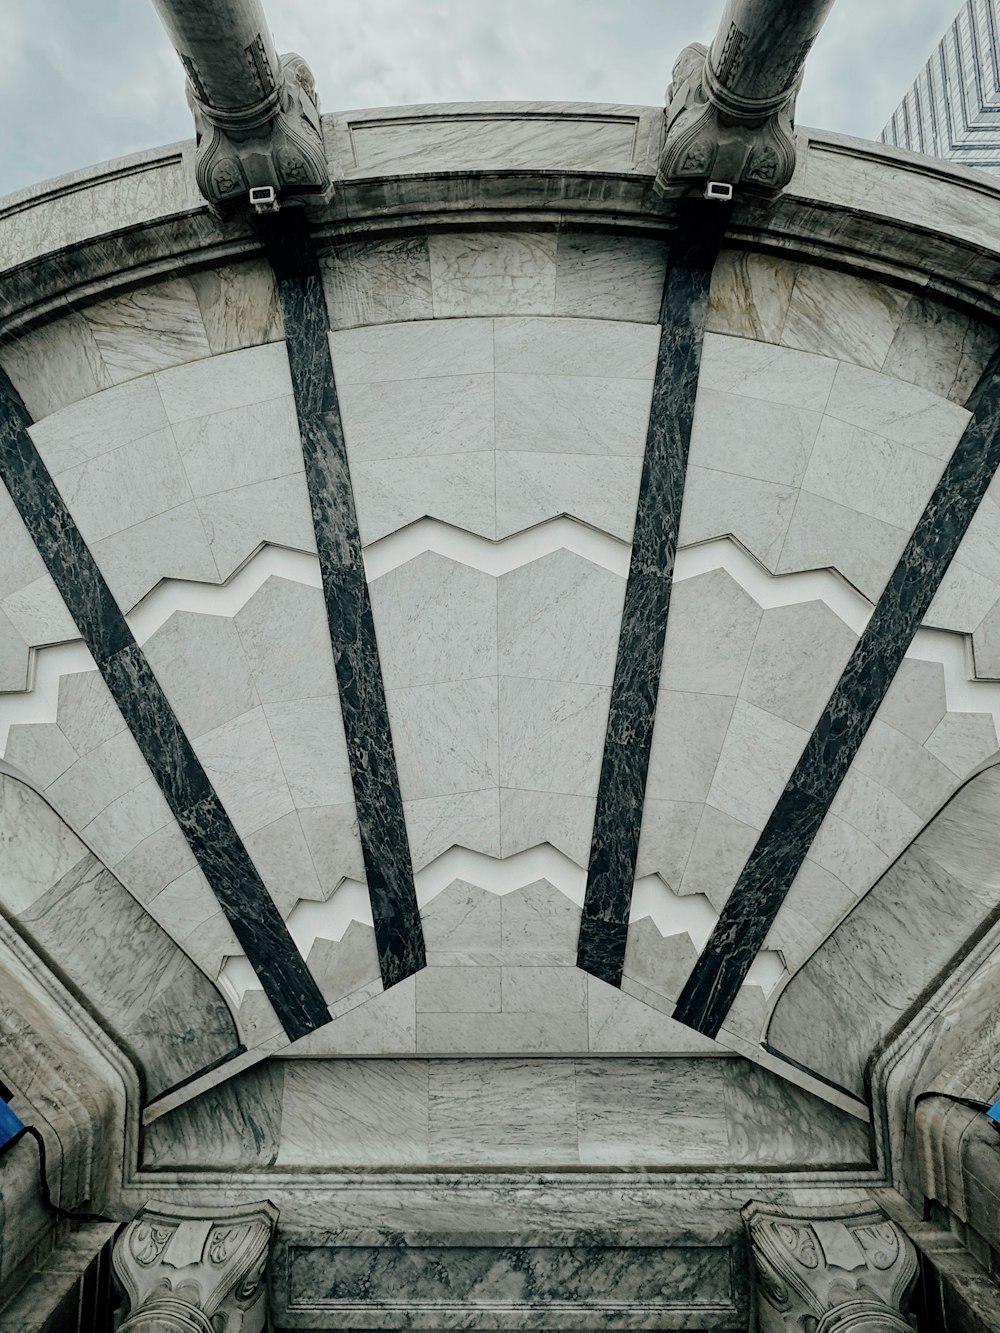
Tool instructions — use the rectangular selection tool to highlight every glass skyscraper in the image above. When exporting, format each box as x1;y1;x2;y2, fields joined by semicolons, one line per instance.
881;0;1000;175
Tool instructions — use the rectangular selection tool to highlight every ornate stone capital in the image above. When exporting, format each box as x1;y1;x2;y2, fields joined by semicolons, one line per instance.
743;1199;918;1332
187;52;329;212
112;1200;278;1332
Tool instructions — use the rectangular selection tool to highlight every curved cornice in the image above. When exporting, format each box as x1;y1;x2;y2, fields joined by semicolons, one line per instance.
2;105;1000;336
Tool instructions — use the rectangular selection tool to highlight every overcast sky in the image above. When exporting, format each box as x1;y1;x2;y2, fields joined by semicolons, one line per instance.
1;0;960;199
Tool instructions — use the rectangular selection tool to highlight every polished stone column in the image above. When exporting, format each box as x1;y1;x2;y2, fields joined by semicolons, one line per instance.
743;1200;918;1331
655;0;836;196
112;1200;278;1332
149;0;328;210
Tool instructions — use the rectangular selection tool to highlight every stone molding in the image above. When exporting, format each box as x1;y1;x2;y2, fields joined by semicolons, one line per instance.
743;1199;918;1331
112;1199;278;1332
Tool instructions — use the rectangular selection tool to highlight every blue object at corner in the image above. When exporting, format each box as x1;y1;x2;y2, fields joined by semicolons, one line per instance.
0;1098;24;1148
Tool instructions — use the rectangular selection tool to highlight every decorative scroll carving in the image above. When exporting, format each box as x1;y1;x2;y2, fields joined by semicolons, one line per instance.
743;1199;918;1332
187;51;328;212
113;1200;278;1332
655;0;836;198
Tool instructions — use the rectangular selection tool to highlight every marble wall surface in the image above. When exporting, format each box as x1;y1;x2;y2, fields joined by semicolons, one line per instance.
2;235;999;1072
142;1052;868;1170
0;772;238;1099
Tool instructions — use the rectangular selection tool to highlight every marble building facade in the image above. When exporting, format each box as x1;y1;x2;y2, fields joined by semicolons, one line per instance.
0;68;999;1333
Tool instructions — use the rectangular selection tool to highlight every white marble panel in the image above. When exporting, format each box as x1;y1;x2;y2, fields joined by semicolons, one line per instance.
495;371;651;456
0;780;88;915
781;268;910;369
330;319;494;384
706;250;796;343
661;570;762;696
244;811;325;915
421;881;501;958
876;658;948;744
353;452;496;543
296;802;366;895
740;601;858;730
173;396;301;497
113;820;197;905
499;676;609;797
881;295;1000;404
293;977;417;1056
53;667;124;755
924;711;999;777
28;375;167;474
853;719;957;822
46;727;150;831
369;554;497;689
405;789;502;867
766;859;857;971
339;373;493;462
493;316;659;378
554;232;665;323
321;237;433;330
495;451;641;541
498;789;594;866
953;491;1000;586
235;577;336;703
154;343;292;424
925;559;1000;635
501;964;586;1012
92;503;220;610
635;799;703;886
81;278;211;384
690;388;821;488
1;572;78;647
707;700;810;831
806;814;894;897
645;691;736;804
678;804;759;907
276;1060;428;1166
55;427;193;544
0;508;47;601
189;261;282;354
499;880;579;964
263;696;354;809
429;231;557;317
195;473;315;579
498;551;624;686
4;720;77;788
0;312;111;420
775;489;907;601
824;362;970;460
416;966;501;1013
587;976;716;1053
679;466;798;570
801;417;945;532
388;676;499;801
348;111;639;172
829;768;924;858
193;706;295;834
416;1008;588;1055
699;334;838;411
81;776;174;869
0;610;30;691
143;611;257;738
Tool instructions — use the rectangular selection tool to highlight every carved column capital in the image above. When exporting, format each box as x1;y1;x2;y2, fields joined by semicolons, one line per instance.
743;1199;918;1332
112;1199;278;1332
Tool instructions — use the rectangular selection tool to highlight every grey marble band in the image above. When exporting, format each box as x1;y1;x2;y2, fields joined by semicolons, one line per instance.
577;201;731;987
0;370;331;1044
257;211;426;988
675;346;1000;1038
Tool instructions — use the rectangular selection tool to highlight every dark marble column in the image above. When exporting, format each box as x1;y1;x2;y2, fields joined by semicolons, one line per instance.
257;210;426;987
675;346;1000;1038
0;370;330;1044
577;200;731;987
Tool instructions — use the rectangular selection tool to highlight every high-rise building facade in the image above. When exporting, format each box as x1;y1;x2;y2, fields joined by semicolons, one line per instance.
881;0;1000;173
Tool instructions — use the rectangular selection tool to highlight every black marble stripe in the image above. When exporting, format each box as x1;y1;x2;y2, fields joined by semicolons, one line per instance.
577;201;731;986
257;210;426;987
0;371;330;1044
674;347;1000;1038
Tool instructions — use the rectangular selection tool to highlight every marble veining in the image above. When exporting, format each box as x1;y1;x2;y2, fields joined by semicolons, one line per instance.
578;202;730;987
675;348;1000;1037
0;365;329;1045
259;212;425;988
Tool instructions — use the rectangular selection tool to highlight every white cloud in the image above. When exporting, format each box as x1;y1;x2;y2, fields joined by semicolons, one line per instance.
0;0;967;197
